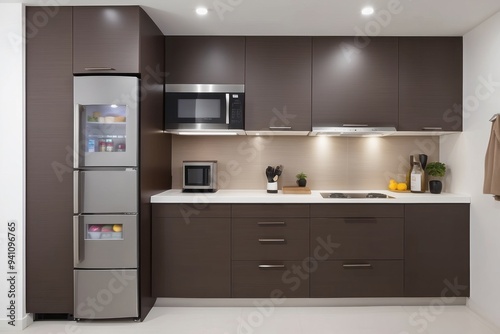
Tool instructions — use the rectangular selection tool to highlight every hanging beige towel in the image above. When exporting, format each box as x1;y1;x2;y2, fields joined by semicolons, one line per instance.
484;118;500;201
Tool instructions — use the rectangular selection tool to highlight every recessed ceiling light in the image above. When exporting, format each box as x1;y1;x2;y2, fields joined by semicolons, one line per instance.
361;6;374;16
196;7;208;16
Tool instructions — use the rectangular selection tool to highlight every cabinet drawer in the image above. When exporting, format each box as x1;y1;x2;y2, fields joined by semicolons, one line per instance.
232;218;309;260
311;218;403;259
232;261;309;298
152;204;231;218
311;204;404;218
232;204;309;218
311;260;403;297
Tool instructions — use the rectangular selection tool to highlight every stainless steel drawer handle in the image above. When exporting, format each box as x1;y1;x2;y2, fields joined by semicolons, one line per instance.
342;264;373;269
258;238;286;243
258;264;286;269
345;218;377;223
257;222;286;226
422;127;443;131
269;126;292;130
84;67;116;71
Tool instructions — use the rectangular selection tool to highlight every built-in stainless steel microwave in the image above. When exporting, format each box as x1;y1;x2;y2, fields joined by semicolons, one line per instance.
165;84;244;134
182;161;218;192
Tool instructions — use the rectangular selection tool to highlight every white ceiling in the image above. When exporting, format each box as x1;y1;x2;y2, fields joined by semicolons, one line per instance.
18;0;500;36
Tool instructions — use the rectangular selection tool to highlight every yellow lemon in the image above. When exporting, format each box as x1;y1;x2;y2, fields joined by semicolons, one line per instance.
389;179;397;184
397;183;408;191
113;224;122;232
388;182;398;190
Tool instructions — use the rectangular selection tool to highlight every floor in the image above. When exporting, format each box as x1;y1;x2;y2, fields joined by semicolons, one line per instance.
10;306;500;334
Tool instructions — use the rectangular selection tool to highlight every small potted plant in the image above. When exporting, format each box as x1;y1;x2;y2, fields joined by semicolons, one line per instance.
425;162;446;194
296;172;307;187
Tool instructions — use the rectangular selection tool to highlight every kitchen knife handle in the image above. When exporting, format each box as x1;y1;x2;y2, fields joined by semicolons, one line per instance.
258;264;286;269
269;126;292;130
258;238;286;243
342;263;372;269
257;222;286;226
84;67;116;71
422;127;443;131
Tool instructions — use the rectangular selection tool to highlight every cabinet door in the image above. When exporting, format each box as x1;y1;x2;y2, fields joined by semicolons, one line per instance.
26;6;74;313
245;37;312;132
399;37;463;131
312;37;398;127
152;217;231;297
73;6;140;74
405;204;470;297
165;36;245;84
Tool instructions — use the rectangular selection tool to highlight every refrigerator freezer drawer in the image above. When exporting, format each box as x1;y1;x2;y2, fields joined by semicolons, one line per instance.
74;169;137;214
74;269;138;319
74;214;137;268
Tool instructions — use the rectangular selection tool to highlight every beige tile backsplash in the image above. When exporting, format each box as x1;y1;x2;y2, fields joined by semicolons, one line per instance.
171;135;440;190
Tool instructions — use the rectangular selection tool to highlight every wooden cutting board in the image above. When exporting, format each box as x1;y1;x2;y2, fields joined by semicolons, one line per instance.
283;186;312;194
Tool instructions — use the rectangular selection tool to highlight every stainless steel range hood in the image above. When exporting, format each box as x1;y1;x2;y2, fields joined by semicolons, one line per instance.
310;126;397;137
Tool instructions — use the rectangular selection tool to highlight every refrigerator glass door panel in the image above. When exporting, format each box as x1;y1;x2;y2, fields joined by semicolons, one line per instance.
75;169;137;214
74;76;138;167
74;214;137;269
74;269;138;319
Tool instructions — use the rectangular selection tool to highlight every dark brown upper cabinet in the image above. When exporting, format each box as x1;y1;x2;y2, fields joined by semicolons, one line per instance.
405;204;470;297
245;37;312;132
312;37;398;128
399;37;463;131
73;6;141;74
165;36;245;84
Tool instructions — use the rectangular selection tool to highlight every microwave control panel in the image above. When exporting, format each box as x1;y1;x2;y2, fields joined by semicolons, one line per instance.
229;93;244;129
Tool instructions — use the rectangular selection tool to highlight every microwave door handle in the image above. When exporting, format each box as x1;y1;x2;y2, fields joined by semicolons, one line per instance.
225;94;230;124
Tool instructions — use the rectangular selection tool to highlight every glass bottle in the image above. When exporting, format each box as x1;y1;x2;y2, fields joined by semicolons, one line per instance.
410;155;425;193
406;155;414;189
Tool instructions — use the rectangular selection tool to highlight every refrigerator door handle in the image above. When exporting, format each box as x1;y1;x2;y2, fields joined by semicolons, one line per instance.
74;104;80;169
73;171;79;214
73;215;84;266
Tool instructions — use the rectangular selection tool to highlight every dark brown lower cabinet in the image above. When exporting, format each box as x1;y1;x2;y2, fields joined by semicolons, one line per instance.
311;261;404;297
152;205;231;297
232;261;309;298
151;203;469;299
405;204;470;297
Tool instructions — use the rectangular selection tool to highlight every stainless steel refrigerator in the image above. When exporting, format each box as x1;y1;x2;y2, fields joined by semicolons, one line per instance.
73;76;140;320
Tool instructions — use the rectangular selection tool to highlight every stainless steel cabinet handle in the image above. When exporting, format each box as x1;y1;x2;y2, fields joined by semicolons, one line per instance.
258;238;286;243
269;126;292;130
258;264;286;269
342;264;373;269
344;218;377;224
257;222;286;226
84;67;116;71
422;127;443;131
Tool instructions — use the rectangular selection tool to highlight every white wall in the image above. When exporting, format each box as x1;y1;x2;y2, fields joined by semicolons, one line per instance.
0;3;29;330
441;11;500;328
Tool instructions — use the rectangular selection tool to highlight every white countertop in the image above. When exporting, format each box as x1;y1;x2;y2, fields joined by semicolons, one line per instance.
151;189;471;204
